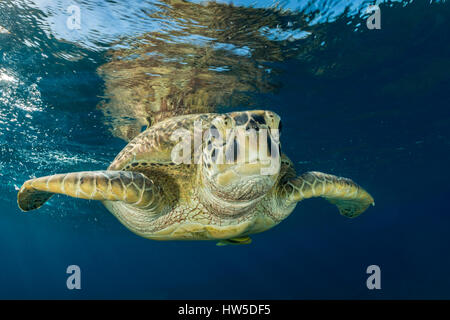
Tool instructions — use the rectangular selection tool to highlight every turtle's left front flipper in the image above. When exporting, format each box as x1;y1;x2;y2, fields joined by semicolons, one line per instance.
281;171;374;218
17;171;165;212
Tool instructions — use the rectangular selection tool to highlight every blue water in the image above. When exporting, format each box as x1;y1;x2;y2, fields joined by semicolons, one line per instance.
0;0;449;299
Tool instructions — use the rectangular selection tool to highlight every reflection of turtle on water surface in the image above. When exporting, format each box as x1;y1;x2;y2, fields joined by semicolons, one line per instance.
96;0;309;141
17;1;374;245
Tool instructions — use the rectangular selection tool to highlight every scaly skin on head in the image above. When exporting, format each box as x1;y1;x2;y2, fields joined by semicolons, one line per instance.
198;110;282;216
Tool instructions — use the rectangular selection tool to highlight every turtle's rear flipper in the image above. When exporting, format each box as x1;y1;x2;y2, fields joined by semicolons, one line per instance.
216;237;252;246
17;171;164;212
282;171;374;218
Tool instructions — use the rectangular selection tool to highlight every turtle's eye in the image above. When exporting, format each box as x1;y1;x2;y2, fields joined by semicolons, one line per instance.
208;124;221;143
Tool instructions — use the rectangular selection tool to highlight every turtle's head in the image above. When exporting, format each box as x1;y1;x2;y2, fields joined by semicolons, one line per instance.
201;110;282;202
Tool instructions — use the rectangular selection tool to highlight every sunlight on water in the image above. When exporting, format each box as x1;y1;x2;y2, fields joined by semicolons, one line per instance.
22;0;401;51
0;69;16;82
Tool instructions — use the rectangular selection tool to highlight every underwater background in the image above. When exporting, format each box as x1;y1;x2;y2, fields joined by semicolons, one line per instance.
0;0;449;299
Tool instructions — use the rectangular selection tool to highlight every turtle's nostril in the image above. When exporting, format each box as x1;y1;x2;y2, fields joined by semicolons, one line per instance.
223;116;232;126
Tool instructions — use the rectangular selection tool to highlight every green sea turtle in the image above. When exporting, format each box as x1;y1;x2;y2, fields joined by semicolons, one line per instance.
17;110;374;245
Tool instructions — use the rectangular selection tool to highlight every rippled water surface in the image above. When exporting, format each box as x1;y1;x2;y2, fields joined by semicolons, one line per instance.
0;0;449;298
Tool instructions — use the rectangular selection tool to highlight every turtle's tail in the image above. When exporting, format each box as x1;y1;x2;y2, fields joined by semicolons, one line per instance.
17;171;164;212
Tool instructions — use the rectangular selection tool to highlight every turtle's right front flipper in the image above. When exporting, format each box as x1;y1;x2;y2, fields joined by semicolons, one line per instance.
17;171;165;212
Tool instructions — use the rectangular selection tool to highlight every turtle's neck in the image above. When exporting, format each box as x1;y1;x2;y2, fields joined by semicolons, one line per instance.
197;172;262;218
